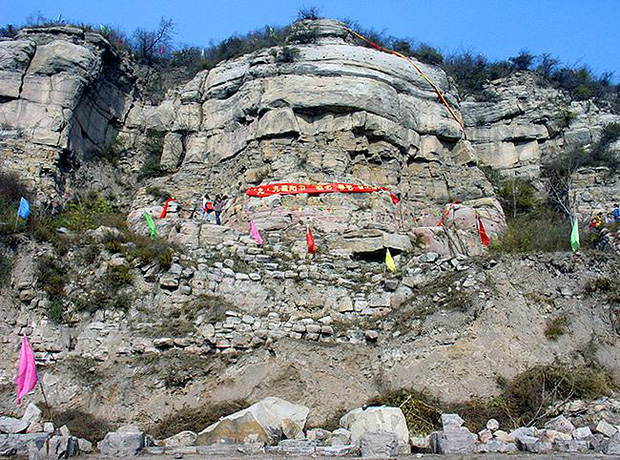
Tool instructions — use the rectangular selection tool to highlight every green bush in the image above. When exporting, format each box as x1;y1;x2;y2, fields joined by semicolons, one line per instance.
109;293;131;310
0;170;30;238
104;238;124;254
57;194;114;231
105;265;133;289
46;299;66;323
0;248;14;285
79;244;100;265
504;365;613;424
276;46;300;63
411;43;444;65
157;247;173;269
36;256;68;298
297;6;322;20
99;134;125;165
125;233;176;267
491;208;570;253
498;178;539;218
138;158;165;181
145;186;171;201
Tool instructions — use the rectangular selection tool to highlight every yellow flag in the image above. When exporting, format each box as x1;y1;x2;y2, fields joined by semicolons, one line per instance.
385;249;397;273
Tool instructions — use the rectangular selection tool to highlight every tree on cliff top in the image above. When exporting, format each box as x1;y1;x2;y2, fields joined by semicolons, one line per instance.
132;17;174;65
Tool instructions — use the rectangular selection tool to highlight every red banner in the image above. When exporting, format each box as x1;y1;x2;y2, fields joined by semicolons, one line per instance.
246;183;399;204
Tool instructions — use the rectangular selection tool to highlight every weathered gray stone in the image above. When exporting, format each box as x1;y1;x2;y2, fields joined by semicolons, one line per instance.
430;427;476;454
0;416;29;434
0;432;50;456
544;415;575;434
267;439;316;454
441;413;465;431
22;403;42;424
554;439;590;453
97;425;145;457
507;426;537;442
478;428;492;443
573;426;592;440
605;432;620;455
77;437;93;453
47;434;80;458
486;418;499;432
515;435;541;452
359;431;398;458
409;434;430;450
315;444;358;457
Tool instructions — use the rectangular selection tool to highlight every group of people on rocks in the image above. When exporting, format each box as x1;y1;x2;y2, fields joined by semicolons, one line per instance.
200;193;226;225
589;203;620;230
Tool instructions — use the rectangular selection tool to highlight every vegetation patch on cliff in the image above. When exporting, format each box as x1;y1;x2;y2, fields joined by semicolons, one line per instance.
150;399;249;439
368;363;615;434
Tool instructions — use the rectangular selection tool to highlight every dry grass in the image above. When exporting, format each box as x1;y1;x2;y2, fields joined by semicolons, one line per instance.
40;403;113;442
367;364;615;434
149;399;249;439
544;314;570;340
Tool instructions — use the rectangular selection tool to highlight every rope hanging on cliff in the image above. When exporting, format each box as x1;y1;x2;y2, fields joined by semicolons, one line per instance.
346;28;465;132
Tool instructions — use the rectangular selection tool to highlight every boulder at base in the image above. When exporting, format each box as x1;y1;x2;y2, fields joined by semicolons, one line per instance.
97;424;145;457
339;406;409;446
196;397;309;445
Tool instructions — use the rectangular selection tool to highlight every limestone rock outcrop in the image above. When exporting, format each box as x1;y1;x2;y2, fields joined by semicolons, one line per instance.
0;26;135;203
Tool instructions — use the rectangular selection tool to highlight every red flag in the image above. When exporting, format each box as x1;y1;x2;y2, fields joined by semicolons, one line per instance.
477;215;490;246
306;227;316;254
160;198;174;218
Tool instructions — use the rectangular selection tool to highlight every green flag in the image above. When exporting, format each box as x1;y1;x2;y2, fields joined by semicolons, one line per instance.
570;217;579;252
143;211;157;238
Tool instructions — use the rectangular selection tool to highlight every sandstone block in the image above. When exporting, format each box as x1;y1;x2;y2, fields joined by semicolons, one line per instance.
596;419;618;437
197;397;309;445
161;430;198;447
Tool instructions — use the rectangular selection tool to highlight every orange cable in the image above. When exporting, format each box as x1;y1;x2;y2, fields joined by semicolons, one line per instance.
347;29;464;132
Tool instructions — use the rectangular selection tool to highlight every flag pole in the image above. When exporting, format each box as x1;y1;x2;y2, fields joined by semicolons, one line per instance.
39;380;49;406
14;202;20;231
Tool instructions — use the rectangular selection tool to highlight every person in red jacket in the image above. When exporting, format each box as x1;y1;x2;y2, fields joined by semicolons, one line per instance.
202;194;214;222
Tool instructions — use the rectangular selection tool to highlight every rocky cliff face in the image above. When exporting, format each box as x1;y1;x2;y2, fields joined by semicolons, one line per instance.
0;26;136;204
0;20;619;430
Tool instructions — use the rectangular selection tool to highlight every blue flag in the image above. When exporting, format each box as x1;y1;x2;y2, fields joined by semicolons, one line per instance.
18;197;30;220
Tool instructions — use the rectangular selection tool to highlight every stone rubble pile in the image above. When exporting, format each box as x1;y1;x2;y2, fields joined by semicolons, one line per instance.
3;398;620;457
0;403;91;459
430;412;620;456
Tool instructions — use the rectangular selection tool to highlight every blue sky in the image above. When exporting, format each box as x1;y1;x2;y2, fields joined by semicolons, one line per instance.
2;0;619;81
